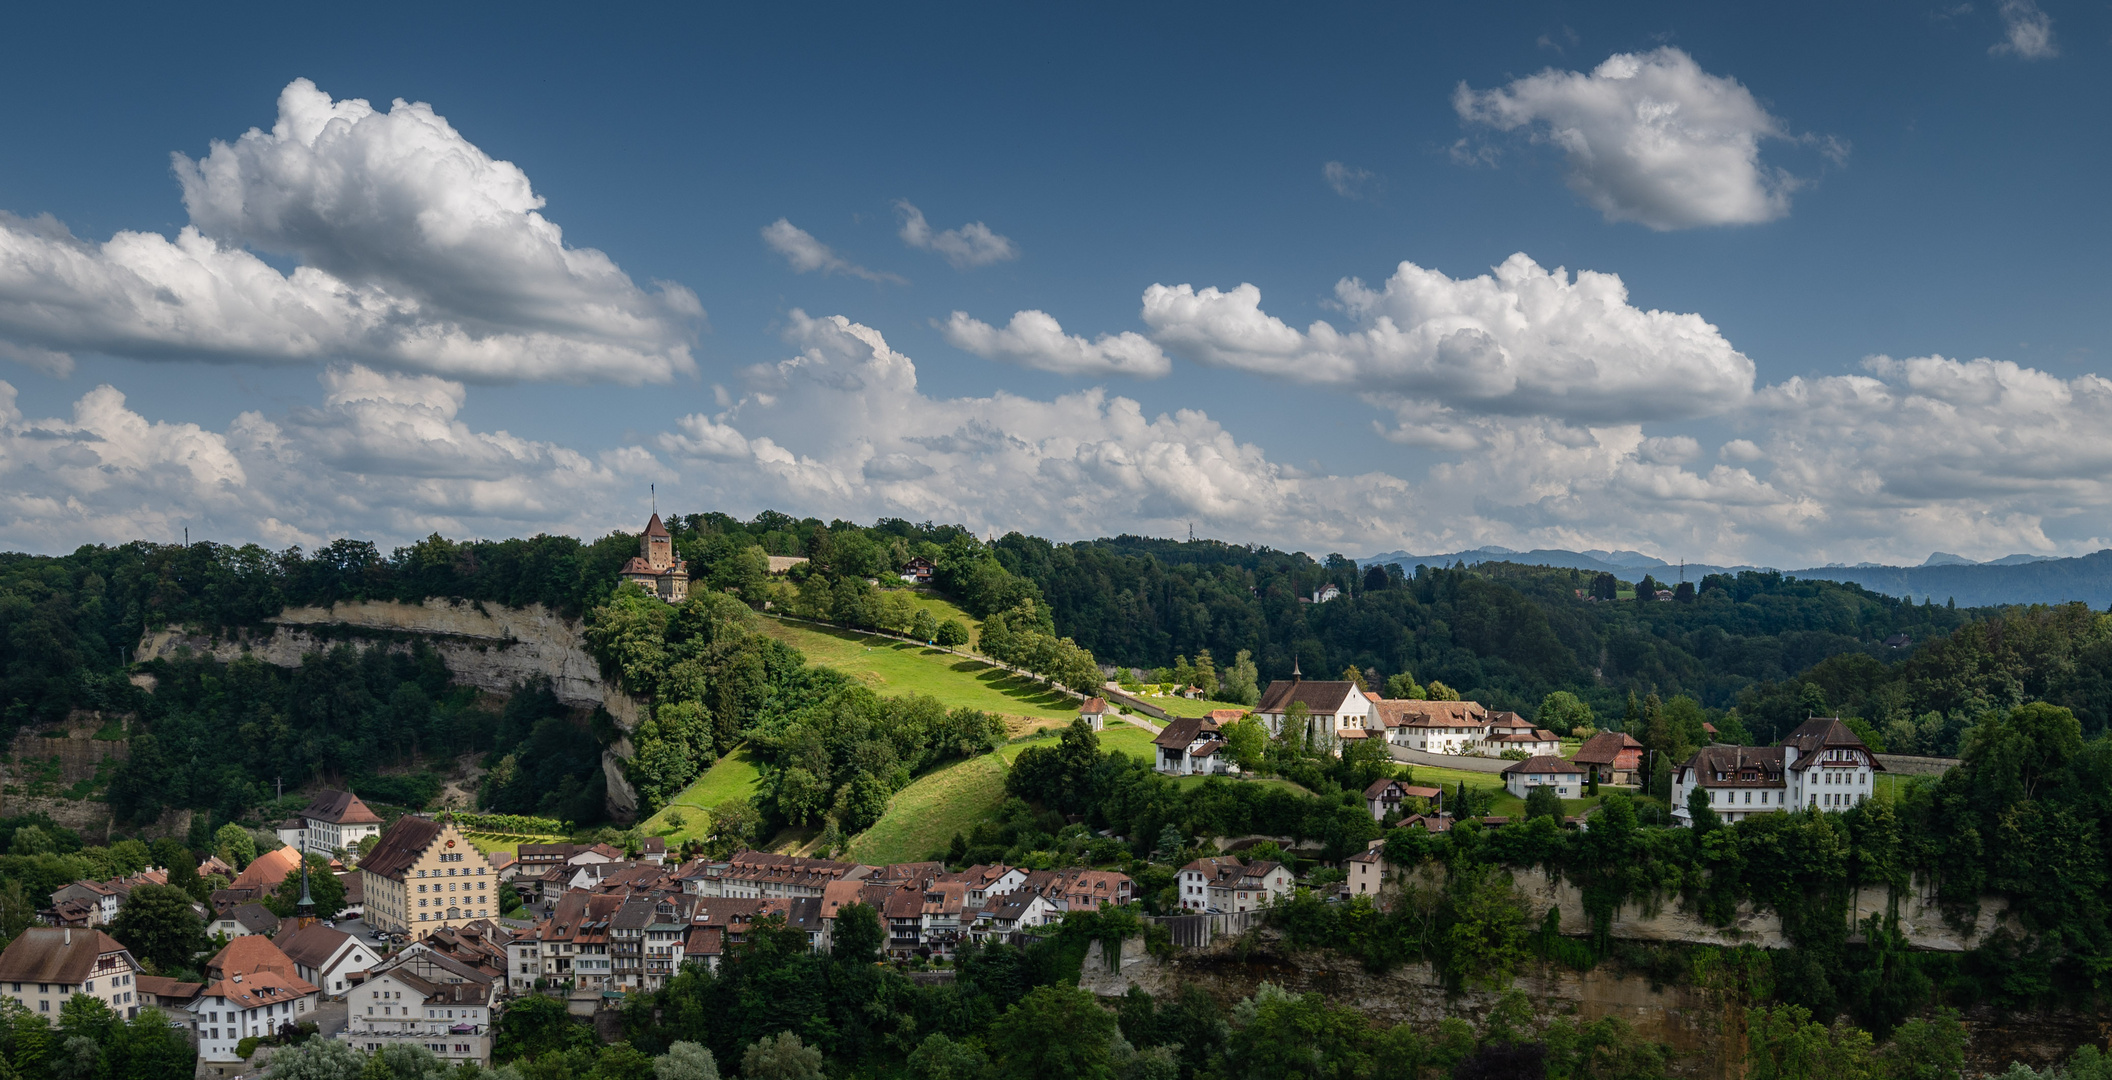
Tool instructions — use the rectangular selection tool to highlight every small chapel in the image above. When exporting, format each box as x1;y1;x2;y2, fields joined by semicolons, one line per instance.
618;513;690;601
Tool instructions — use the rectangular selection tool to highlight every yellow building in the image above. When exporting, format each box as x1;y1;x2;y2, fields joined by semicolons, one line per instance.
359;817;497;934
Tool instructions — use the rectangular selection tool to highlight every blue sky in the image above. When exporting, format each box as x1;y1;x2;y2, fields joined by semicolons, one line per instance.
0;1;2107;565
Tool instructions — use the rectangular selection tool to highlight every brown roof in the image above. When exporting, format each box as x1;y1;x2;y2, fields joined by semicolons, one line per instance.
1206;709;1247;722
819;879;870;920
1153;716;1218;750
1681;745;1788;787
1397;814;1453;832
1364;778;1441;800
1382;699;1490;728
1079;697;1107;714
135;975;202;1002
0;928;132;984
644;512;671;537
231;847;303;892
1257;680;1357;715
304;789;384;826
275;923;352;968
1782;717;1883;772
359;816;445;882
209;935;300;980
1501;755;1584;776
1572;731;1644;765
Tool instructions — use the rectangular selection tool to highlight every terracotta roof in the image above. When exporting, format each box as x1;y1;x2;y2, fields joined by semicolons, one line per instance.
1206;709;1247;722
208;935;298;980
1257;680;1357;715
0;928;132;984
230;847;303;892
1573;731;1644;765
1382;700;1491;728
644;513;670;537
359;817;445;882
1079;697;1108;714
1500;755;1584;776
203;968;317;1011
820;879;870;920
304;789;384;826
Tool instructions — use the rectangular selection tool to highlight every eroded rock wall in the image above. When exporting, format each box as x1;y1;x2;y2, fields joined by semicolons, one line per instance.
136;598;648;820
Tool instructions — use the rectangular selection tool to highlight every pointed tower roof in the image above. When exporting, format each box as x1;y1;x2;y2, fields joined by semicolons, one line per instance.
644;513;670;537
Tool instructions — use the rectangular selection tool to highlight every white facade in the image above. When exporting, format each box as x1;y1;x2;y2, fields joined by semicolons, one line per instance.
341;968;493;1067
1671;720;1881;827
188;973;318;1062
1502;765;1581;799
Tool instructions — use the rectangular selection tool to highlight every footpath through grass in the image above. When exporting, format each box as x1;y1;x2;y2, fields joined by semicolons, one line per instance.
759;616;1079;722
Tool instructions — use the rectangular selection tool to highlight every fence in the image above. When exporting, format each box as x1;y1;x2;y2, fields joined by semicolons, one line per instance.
1147;909;1266;949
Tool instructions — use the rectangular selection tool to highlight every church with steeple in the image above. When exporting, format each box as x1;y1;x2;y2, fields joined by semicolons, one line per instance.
619;513;690;601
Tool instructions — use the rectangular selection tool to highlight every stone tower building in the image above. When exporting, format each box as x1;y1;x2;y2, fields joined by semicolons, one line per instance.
618;513;690;601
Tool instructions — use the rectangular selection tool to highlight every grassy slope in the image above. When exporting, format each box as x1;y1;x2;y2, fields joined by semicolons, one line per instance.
758;616;1079;724
641;745;766;845
844;754;1010;865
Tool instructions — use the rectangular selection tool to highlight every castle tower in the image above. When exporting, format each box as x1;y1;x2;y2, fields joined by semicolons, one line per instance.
643;513;673;572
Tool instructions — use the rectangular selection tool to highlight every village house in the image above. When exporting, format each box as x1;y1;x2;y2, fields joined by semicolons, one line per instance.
1384;699;1494;753
618;513;690;602
340;951;496;1067
209;902;280;941
192;935;317;1068
0;928;143;1019
222;846;303;905
1176;857;1296;913
134;974;203;1014
1672;717;1884;826
1346;841;1386;900
1254;666;1379;752
1501;756;1585;799
1312;583;1342;603
898;556;935;584
47;868;166;927
1573;731;1645;785
1481;712;1564;757
295;790;386;856
970;892;1059;940
276;922;382;999
1152;717;1237;776
359;817;499;934
1363;778;1442;821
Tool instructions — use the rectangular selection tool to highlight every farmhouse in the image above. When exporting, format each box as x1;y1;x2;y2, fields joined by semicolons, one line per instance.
1152;717;1235;776
1573;731;1645;785
1501;755;1585;799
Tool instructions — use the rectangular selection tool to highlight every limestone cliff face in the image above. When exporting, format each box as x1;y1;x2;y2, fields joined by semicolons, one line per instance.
135;598;648;820
1501;866;2014;953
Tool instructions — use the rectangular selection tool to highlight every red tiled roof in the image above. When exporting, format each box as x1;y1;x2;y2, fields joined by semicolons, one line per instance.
231;847;303;893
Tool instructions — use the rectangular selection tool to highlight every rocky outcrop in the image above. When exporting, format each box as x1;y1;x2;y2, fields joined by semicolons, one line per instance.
135;598;650;821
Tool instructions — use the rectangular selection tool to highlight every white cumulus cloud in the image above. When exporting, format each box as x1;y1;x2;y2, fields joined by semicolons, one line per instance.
1140;252;1755;423
761;219;904;284
1991;0;2057;58
895;201;1019;268
0;80;698;384
939;309;1170;378
1454;48;1812;230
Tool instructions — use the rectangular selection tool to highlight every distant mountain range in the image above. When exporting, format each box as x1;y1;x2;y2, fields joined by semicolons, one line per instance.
1359;546;2112;608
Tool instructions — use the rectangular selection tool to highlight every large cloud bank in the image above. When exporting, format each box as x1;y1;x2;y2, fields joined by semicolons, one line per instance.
0;79;699;383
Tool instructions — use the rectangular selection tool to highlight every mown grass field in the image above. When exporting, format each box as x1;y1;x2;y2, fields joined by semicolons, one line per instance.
845;753;1011;865
759;616;1079;722
462;832;566;859
642;744;766;845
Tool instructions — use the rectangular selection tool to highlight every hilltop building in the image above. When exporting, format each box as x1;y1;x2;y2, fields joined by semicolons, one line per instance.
618;513;690;602
1672;718;1883;826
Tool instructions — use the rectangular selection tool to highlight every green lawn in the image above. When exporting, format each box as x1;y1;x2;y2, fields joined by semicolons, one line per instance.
1120;690;1235;719
759;617;1080;724
642;744;766;844
997;722;1160;766
1404;762;1604;818
463;832;566;859
845;753;1011;865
